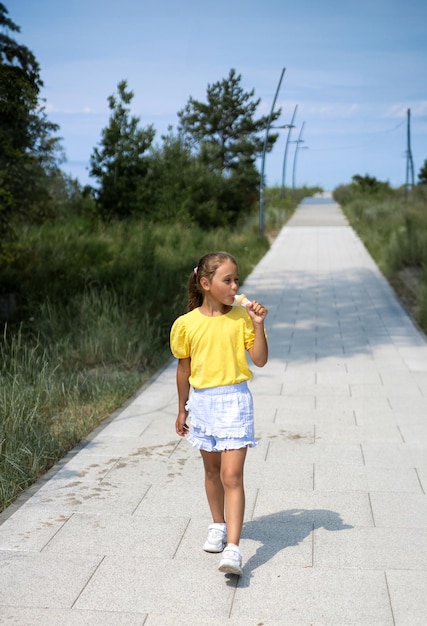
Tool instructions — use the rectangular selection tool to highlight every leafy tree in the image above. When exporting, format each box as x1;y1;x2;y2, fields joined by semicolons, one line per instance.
177;69;281;224
0;3;63;242
144;128;230;228
144;127;197;222
178;69;280;176
418;159;427;185
89;80;155;219
351;174;391;195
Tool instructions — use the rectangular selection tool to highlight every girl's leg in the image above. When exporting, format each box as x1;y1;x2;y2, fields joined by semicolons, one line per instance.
200;450;225;523
220;447;247;545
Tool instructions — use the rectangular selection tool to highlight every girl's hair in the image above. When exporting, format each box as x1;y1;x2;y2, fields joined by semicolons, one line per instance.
188;251;238;311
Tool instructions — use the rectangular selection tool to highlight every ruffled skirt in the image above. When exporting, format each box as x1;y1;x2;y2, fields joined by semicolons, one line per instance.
185;381;258;452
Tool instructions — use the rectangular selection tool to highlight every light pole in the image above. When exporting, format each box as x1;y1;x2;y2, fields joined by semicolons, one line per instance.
259;122;294;233
281;104;298;198
405;108;415;191
259;67;286;237
292;121;308;188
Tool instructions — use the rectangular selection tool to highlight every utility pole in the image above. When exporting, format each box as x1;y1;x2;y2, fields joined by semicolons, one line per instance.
406;108;415;191
281;104;298;199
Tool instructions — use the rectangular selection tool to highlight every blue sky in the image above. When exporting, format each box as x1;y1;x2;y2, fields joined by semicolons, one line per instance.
10;0;427;190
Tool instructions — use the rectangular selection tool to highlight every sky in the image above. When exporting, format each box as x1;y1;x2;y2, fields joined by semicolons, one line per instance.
9;0;427;191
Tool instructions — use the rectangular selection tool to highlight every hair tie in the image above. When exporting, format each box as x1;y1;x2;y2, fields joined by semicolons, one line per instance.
193;266;198;276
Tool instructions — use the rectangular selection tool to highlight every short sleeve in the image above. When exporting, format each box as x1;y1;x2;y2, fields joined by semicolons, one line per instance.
243;312;267;351
243;314;256;350
170;316;190;359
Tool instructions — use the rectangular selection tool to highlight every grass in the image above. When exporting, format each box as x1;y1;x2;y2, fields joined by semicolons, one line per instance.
334;183;427;332
0;314;156;511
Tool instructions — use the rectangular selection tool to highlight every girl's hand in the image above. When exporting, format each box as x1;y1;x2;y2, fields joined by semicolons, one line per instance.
175;410;189;437
247;300;269;367
247;300;268;324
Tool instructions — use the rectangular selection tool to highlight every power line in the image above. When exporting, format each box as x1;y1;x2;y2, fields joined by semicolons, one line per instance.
308;120;406;152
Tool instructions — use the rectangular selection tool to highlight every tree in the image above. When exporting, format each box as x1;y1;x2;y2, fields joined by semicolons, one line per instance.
0;3;63;241
418;159;427;185
351;174;391;195
177;69;281;223
89;80;155;219
178;69;281;176
144;127;197;222
144;127;228;228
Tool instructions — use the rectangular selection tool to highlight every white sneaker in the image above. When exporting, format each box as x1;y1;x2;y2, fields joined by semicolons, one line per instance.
203;523;227;553
218;543;243;575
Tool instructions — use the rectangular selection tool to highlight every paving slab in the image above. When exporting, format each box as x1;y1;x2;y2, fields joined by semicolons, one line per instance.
0;607;148;626
1;193;427;624
386;570;427;625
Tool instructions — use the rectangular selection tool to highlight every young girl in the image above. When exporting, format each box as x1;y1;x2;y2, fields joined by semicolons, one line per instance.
170;251;268;576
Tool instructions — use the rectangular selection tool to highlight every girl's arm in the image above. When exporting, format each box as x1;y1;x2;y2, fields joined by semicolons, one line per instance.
175;357;191;436
247;300;268;367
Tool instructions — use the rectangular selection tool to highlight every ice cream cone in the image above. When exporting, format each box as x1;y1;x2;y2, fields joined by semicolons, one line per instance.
234;293;252;307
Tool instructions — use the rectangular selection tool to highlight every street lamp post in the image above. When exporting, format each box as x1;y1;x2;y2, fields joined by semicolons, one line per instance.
406;108;415;191
259;67;286;237
281;104;298;199
292;121;307;188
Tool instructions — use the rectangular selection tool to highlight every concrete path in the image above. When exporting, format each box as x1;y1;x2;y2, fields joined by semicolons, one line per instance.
1;195;427;625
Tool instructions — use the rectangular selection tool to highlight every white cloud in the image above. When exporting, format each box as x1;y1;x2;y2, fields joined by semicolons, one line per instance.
385;102;427;119
42;100;107;116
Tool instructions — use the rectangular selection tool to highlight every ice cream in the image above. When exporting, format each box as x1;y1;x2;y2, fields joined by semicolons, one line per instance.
234;293;252;307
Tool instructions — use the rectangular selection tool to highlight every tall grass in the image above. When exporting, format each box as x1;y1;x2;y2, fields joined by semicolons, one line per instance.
335;183;427;331
0;302;156;511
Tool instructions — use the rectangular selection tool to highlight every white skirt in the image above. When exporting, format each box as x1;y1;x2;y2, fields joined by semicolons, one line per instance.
185;381;258;452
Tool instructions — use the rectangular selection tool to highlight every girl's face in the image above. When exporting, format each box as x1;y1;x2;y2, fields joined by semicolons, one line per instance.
202;260;239;305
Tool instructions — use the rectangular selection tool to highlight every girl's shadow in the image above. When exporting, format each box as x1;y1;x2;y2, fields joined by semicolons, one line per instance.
227;508;353;587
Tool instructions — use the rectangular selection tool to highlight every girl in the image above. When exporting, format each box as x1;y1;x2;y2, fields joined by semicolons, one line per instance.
170;251;268;576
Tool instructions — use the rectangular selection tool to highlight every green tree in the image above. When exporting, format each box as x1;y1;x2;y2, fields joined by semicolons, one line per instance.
177;69;281;224
351;174;392;195
178;68;280;175
418;159;427;185
0;3;63;241
144;128;196;222
89;80;155;219
144;127;228;228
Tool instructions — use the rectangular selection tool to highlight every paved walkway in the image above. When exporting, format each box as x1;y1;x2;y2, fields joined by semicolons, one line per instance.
1;195;427;625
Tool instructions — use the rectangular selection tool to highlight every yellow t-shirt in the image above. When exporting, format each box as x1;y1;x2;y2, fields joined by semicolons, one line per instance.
170;307;258;389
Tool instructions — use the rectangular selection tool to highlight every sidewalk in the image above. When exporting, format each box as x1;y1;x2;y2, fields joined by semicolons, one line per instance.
1;195;427;625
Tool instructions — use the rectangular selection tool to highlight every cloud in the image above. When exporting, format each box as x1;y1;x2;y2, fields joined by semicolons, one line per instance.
44;103;101;115
298;102;362;119
385;102;427;118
